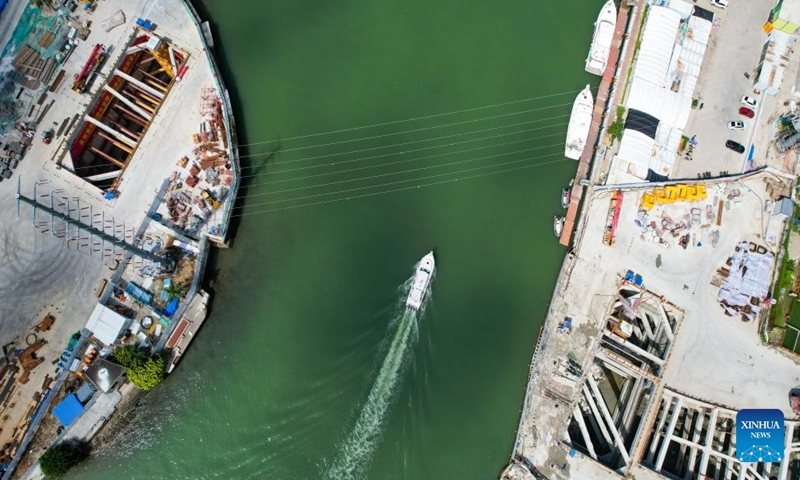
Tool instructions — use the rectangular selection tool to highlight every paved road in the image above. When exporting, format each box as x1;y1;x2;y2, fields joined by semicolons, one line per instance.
673;0;777;179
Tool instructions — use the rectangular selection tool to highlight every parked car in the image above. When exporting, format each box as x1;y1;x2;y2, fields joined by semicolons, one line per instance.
709;0;728;8
725;140;745;154
739;107;755;118
741;95;758;108
727;121;746;130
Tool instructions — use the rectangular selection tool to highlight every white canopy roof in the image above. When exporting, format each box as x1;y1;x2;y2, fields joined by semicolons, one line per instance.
617;129;656;171
85;304;131;346
618;5;713;181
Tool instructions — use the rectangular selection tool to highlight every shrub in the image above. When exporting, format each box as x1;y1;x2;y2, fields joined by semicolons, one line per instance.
109;345;148;369
127;355;166;391
608;120;624;143
39;441;90;478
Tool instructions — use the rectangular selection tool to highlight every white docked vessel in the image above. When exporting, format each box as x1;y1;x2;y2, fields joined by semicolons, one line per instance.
561;187;571;209
554;216;565;237
585;0;617;76
564;85;593;160
406;251;435;310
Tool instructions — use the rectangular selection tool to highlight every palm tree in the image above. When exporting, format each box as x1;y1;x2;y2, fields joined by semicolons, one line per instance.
163;282;185;302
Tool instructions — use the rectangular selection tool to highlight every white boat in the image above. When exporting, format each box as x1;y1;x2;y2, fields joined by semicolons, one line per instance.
565;85;593;160
554;216;565;237
585;0;617;76
406;251;435;310
561;187;571;209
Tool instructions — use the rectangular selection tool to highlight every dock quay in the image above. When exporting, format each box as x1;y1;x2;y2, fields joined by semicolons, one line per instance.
505;168;800;480
0;0;239;478
559;0;634;248
507;0;800;479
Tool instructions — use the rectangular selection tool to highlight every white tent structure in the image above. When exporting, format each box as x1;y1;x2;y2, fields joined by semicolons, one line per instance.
610;3;713;183
85;304;131;346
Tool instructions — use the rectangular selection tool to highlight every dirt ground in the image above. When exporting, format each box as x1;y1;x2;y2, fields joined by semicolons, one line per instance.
9;376;80;480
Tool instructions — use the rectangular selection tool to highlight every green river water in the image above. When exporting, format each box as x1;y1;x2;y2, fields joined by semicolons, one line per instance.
73;0;600;478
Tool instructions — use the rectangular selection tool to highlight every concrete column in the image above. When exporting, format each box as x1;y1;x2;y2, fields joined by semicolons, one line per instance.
120;89;157;113
125;45;147;55
619;378;643;437
97;131;134;154
647;397;671;464
85;170;122;182
656;306;674;341
102;85;152;121
698;408;719;476
587;375;631;465
777;423;794;480
603;331;664;366
675;410;692;474
582;383;614;447
684;411;706;479
108;120;141;141
84;115;137;147
125;83;161;105
655;396;683;471
573;405;598;460
114;68;165;99
640;311;656;341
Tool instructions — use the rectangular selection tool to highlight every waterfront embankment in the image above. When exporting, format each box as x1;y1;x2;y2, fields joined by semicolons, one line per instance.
0;0;240;477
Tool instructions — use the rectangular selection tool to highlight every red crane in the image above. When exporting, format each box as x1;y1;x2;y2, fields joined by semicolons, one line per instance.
72;44;105;93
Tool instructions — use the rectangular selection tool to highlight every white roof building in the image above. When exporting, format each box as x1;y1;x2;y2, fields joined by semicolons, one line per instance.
755;29;794;96
85;304;131;346
609;3;713;183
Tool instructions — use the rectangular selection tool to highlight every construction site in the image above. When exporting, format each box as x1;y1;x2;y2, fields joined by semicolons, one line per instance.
0;0;238;478
503;169;800;480
59;29;190;190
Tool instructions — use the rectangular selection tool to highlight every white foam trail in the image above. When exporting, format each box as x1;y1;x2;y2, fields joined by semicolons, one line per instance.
324;262;433;480
323;309;415;480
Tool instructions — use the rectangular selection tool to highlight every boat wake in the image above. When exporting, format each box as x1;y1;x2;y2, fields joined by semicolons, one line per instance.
323;259;433;480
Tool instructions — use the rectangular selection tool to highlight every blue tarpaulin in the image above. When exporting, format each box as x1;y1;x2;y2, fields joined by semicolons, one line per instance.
125;282;154;305
53;394;84;427
164;299;179;317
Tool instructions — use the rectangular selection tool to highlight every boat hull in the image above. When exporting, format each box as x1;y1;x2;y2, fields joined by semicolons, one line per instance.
585;0;617;76
565;85;594;160
554;216;565;237
406;252;435;310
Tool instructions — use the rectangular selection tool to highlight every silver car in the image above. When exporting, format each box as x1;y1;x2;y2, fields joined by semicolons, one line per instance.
727;121;746;130
741;95;758;108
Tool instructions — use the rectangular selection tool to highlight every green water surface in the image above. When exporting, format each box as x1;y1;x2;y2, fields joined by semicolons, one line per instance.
73;0;600;478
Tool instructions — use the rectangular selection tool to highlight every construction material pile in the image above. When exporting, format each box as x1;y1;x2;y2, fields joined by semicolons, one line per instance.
157;90;232;239
714;241;774;321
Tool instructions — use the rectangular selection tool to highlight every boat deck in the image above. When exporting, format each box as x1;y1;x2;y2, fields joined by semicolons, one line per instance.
165;290;209;372
560;1;635;247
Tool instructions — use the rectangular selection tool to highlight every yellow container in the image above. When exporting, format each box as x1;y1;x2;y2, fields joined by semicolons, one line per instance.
642;192;655;210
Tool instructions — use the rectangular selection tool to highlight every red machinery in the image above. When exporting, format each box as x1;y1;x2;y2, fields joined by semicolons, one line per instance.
72;44;106;93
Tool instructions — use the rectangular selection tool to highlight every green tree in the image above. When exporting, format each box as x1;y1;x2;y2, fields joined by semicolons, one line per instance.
608;120;624;143
127;355;166;391
163;282;185;302
39;441;90;478
109;344;147;369
607;105;626;144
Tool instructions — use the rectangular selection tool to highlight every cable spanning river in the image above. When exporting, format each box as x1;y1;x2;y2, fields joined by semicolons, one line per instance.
72;0;599;478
